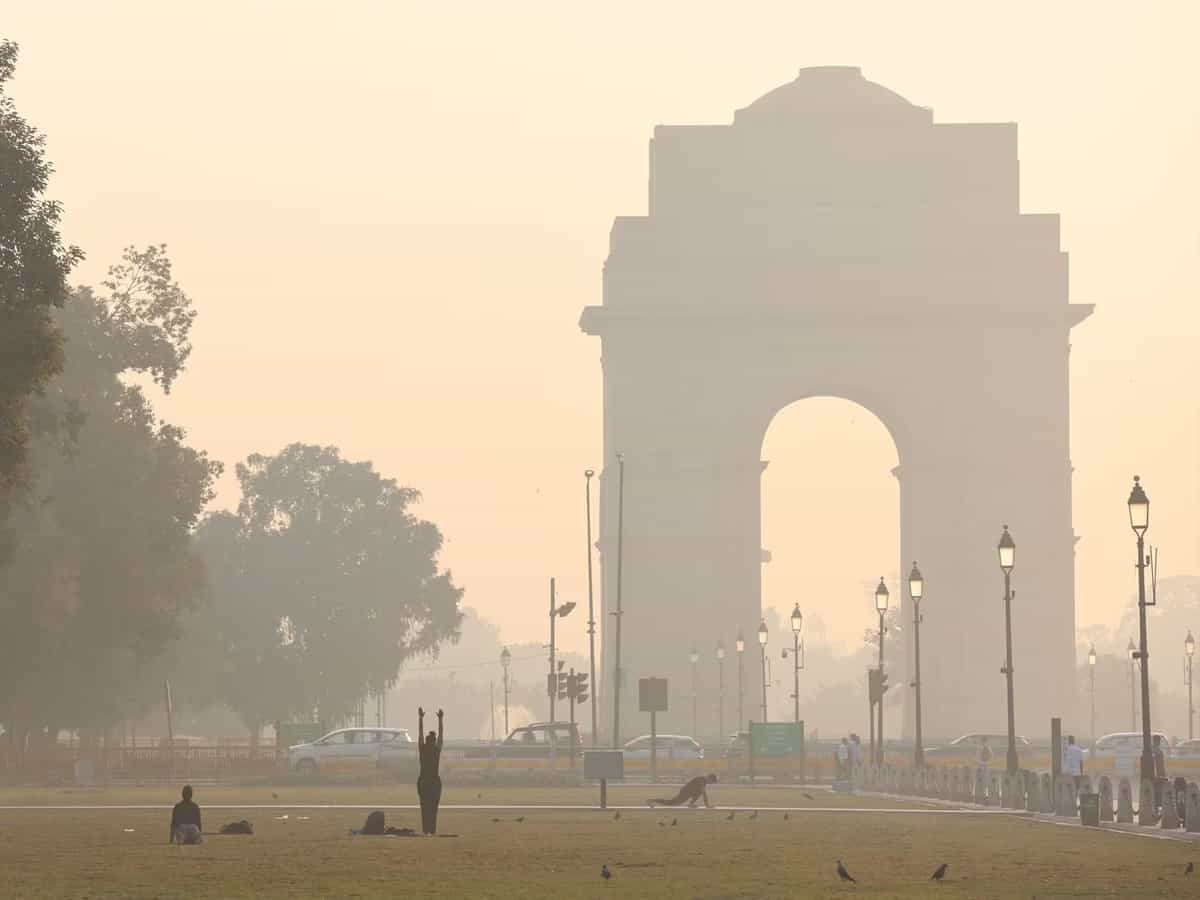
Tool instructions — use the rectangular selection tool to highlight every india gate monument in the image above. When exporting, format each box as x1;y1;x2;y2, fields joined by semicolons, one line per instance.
580;67;1091;742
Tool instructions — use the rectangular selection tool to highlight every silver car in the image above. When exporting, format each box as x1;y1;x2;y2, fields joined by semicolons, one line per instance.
288;727;415;773
623;734;704;760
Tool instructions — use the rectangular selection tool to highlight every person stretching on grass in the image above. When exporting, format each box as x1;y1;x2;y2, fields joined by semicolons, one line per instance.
647;774;717;808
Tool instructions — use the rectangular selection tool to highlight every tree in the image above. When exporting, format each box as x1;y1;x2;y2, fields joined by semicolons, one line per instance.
184;444;463;737
0;247;217;748
0;40;83;514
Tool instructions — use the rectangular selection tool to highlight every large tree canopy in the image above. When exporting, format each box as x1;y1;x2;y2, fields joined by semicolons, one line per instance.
186;444;463;732
0;39;83;503
0;247;218;745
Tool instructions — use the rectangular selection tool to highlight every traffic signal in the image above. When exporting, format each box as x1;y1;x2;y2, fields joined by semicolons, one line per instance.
573;672;589;704
879;670;889;697
557;670;569;701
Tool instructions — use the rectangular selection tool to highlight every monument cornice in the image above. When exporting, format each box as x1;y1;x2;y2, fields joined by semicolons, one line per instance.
580;303;1093;335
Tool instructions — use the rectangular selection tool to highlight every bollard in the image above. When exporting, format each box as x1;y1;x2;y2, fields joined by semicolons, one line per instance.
1040;773;1054;814
974;769;987;805
1186;783;1200;833
1098;776;1114;822
1161;780;1180;829
987;773;1000;807
1116;778;1134;824
1138;778;1157;826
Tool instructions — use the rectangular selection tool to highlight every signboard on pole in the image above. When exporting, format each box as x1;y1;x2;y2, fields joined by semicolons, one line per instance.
750;721;803;757
639;678;668;712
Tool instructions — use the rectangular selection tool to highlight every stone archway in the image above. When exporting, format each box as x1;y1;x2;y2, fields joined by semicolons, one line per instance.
581;66;1090;744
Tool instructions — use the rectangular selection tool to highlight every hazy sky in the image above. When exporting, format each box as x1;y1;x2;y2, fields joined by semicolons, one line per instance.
6;1;1198;657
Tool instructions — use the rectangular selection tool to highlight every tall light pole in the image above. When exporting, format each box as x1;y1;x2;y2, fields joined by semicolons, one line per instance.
1127;637;1138;731
790;604;803;725
1127;476;1154;801
611;452;625;748
874;578;889;766
736;631;745;732
757;620;769;722
689;647;700;738
1087;645;1096;750
909;562;925;769
500;646;512;736
584;469;598;746
998;525;1018;776
548;578;576;724
1187;631;1196;741
716;641;726;741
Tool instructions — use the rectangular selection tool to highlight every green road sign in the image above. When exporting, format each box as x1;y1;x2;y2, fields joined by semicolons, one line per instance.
750;721;803;756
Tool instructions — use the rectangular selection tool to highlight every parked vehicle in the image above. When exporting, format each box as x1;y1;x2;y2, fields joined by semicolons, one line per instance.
1173;738;1200;759
623;734;704;760
1092;732;1171;758
926;733;1031;758
288;727;415;773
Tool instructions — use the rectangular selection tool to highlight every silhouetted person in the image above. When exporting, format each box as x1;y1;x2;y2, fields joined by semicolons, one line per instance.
170;785;202;844
648;773;717;808
417;707;444;834
1065;735;1084;791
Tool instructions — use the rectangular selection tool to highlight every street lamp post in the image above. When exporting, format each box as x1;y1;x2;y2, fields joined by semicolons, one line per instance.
757;620;769;722
1127;476;1154;802
874;578;889;766
998;525;1019;776
1187;631;1196;741
790;604;803;725
690;647;700;739
736;631;745;732
1087;645;1096;750
716;641;726;742
909;563;925;769
1127;638;1138;731
584;469;598;746
500;647;512;736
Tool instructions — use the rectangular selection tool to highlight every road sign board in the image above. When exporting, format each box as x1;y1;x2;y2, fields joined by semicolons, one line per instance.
750;721;803;756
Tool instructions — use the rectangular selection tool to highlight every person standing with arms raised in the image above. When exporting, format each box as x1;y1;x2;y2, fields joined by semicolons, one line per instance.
417;707;444;835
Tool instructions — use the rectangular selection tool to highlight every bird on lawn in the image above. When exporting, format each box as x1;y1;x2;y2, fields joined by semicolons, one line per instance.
601;864;612;881
725;811;735;821
802;792;815;801
836;860;856;883
658;819;666;828
515;816;525;823
1186;862;1194;876
271;792;279;800
670;818;678;826
613;811;621;821
783;813;789;821
748;810;758;821
931;863;948;882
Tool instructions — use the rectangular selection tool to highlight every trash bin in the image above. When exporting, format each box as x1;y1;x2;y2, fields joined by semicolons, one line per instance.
1079;792;1100;827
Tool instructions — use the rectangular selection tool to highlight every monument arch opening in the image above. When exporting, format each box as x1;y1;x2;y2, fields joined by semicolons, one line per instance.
581;66;1090;743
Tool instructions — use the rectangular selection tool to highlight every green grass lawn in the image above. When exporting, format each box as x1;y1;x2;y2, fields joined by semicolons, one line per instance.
0;787;1194;898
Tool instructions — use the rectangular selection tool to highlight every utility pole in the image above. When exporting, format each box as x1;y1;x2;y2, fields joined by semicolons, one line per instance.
549;577;558;725
584;469;598;746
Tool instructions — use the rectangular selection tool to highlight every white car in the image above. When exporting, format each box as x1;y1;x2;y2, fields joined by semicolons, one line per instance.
622;734;704;760
1092;732;1171;758
288;727;416;773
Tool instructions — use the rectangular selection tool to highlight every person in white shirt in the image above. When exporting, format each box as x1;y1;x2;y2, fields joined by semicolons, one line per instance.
1064;734;1085;791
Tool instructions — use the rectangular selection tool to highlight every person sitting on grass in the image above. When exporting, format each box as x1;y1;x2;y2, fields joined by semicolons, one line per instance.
648;774;717;808
169;785;202;844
